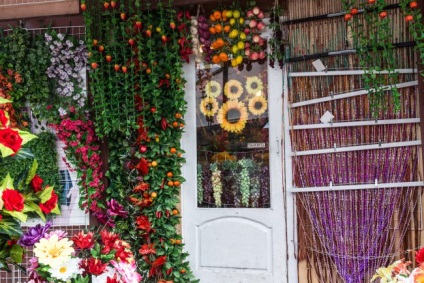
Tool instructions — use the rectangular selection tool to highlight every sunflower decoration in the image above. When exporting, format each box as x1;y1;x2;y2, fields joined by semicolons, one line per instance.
217;100;248;133
205;80;221;98
200;97;219;117
245;76;264;96
248;95;268;116
224;79;243;100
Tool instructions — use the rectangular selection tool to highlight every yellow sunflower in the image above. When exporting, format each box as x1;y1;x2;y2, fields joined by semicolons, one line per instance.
224;79;243;100
217;100;248;133
200;97;219;117
205;80;221;98
245;76;264;96
248;95;268;116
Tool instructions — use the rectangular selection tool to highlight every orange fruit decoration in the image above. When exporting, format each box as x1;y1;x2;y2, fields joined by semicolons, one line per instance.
214;24;223;33
209;26;217;34
215;38;225;48
213;10;221;20
209;14;217;21
212;55;221;64
224;25;231;33
219;52;229;62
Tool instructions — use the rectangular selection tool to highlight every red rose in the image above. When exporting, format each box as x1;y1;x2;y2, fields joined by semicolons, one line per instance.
39;191;58;214
72;231;95;249
0;110;8;127
416;248;424;265
30;175;44;193
0;128;23;153
2;189;24;212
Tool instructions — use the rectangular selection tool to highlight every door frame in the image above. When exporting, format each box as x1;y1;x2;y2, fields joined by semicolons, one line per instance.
181;49;289;281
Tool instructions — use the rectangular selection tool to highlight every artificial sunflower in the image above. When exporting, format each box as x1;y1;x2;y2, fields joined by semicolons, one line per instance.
200;97;219;117
224;79;243;100
248;95;268;116
205;80;221;98
245;76;264;96
217;100;248;133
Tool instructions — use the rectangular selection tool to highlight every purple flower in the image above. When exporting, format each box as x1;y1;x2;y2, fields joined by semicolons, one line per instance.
18;221;52;247
107;199;129;218
44;230;68;240
94;211;115;228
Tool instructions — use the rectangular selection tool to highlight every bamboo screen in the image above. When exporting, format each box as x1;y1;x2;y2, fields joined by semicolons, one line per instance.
285;0;422;282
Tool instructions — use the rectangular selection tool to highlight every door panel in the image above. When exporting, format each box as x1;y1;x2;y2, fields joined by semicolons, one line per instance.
182;56;285;283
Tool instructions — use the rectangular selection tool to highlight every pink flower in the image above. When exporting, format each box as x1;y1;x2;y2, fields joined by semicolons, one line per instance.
110;261;142;283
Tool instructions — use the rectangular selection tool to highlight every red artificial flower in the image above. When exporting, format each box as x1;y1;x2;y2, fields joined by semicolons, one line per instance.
0;215;2;221
79;257;108;276
39;191;58;214
107;274;123;283
139;244;156;256
72;231;95;249
0;110;8;126
416;248;424;265
136;215;152;232
0;127;23;153
133;182;149;193
100;230;120;254
135;158;149;176
114;242;134;262
2;189;24;212
30;175;44;193
149;256;167;277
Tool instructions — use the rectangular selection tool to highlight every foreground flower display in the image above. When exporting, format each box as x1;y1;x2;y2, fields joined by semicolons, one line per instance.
372;247;424;282
26;222;142;283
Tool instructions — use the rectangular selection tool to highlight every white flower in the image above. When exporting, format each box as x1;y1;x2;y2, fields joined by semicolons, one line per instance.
190;26;198;35
191;19;198;26
92;266;117;283
57;33;64;40
49;258;83;281
58;107;67;116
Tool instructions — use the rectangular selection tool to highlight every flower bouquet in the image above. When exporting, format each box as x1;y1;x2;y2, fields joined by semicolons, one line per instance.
25;221;142;283
0;88;60;271
372;248;424;282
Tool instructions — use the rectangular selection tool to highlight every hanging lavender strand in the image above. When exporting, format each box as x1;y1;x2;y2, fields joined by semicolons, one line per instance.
250;165;261;208
197;164;203;205
260;165;270;207
202;165;213;206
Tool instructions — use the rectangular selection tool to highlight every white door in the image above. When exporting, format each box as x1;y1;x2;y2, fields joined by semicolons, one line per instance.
181;54;286;283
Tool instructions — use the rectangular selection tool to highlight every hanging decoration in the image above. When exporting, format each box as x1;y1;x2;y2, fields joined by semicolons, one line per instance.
399;0;424;77
343;0;400;115
82;0;197;281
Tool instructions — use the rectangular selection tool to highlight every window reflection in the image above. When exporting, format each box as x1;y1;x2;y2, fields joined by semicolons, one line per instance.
196;62;270;208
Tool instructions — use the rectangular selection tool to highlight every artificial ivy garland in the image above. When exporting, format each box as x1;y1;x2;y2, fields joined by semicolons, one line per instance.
82;0;197;281
343;0;400;116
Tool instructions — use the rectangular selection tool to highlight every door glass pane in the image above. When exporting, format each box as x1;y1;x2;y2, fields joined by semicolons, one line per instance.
196;62;270;208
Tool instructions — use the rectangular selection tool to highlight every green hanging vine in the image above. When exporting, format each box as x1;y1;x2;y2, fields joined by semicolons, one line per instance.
343;0;400;116
400;0;424;76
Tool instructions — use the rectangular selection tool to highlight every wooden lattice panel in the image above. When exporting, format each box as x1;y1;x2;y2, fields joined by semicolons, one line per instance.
0;0;79;20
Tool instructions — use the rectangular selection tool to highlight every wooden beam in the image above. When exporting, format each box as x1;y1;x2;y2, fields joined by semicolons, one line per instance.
0;0;79;21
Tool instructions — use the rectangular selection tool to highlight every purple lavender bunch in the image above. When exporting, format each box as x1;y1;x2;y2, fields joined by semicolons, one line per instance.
18;221;52;247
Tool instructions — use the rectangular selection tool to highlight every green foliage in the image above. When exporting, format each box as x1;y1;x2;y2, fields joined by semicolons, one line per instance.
343;0;400;116
0;132;60;196
0;28;51;115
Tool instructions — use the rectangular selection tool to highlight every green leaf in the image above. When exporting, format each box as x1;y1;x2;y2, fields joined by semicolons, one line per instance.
12;148;34;160
25;200;46;221
50;203;60;215
0;97;11;104
17;130;37;146
2;210;27;223
0;260;11;272
0;144;14;158
0;216;22;237
1;174;14;190
37;186;53;203
10;244;23;264
25;159;38;185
